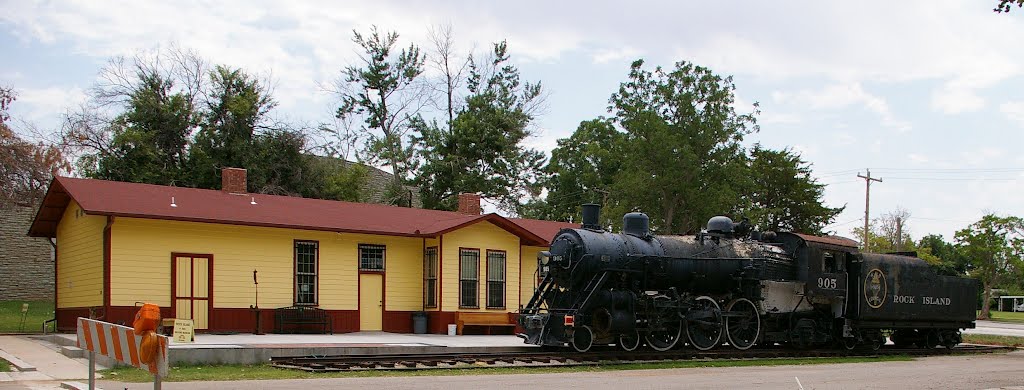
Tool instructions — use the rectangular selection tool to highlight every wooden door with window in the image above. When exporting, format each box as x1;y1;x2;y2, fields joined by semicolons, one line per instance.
172;254;212;330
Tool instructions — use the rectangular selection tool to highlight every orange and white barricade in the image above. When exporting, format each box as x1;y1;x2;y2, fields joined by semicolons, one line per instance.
77;317;169;389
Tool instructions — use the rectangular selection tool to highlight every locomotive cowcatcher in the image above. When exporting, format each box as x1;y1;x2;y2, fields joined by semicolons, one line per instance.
517;205;978;352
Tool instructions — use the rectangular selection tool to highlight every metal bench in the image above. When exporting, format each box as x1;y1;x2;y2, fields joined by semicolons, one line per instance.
456;312;515;335
274;306;334;334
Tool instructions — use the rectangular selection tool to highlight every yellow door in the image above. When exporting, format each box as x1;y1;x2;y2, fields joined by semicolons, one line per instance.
174;255;211;330
359;274;383;331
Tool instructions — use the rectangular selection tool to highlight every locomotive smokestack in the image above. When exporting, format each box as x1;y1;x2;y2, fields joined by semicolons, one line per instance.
581;203;602;230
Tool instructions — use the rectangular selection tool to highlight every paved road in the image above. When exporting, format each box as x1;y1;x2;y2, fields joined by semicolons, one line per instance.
100;350;1024;390
967;321;1024;338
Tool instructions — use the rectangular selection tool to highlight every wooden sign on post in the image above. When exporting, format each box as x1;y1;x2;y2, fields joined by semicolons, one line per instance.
172;319;194;343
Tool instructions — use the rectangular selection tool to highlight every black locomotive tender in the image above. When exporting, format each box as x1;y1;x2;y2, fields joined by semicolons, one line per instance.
518;205;978;352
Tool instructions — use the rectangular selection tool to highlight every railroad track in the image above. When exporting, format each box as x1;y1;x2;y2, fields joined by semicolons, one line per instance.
270;344;1013;372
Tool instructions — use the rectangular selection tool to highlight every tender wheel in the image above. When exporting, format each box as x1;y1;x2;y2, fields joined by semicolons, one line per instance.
725;298;760;350
925;331;940;349
842;337;858;351
619;329;641;352
646;320;683;351
572;325;594;353
686;296;723;351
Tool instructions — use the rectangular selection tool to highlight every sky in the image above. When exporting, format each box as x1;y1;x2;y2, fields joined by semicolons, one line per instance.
2;1;1023;242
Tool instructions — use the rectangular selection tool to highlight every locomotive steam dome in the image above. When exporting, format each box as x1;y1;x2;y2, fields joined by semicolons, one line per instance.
707;216;734;233
622;212;649;237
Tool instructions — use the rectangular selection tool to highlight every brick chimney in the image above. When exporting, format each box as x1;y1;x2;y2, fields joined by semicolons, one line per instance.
222;167;247;194
457;193;482;215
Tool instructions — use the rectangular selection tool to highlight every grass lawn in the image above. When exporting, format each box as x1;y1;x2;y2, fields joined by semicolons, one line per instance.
0;357;10;372
981;310;1024;324
0;300;55;333
962;334;1024;348
102;355;914;382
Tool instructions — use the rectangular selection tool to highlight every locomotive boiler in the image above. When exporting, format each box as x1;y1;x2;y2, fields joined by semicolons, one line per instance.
517;205;978;352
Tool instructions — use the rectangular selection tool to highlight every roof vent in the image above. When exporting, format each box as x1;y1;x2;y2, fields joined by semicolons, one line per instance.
623;212;649;237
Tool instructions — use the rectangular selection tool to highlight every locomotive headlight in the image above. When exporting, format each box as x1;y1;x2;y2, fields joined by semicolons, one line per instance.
538;251;551;265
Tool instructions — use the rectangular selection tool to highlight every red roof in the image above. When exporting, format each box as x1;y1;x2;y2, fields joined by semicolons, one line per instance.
510;218;578;246
29;176;575;246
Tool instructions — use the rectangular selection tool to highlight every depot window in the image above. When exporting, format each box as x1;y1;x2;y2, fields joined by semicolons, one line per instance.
294;240;318;305
460;248;480;308
486;250;506;309
424;247;438;308
359;244;386;271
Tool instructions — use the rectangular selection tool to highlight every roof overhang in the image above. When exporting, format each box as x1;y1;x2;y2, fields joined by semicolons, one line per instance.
28;177;72;238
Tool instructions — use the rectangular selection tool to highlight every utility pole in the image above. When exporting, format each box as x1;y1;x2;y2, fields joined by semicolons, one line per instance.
895;216;903;252
857;169;882;252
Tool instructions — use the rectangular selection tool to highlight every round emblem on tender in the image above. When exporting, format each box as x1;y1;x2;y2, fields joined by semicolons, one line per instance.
864;268;887;309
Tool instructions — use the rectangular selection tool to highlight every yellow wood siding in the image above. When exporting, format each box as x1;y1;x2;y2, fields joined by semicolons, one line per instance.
440;222;521;312
108;217;424;311
520;246;543;306
56;201;105;308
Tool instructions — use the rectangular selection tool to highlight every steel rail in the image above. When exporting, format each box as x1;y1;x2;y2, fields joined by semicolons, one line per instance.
270;344;1012;372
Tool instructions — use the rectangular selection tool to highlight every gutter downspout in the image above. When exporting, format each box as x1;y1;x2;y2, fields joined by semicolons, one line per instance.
102;216;114;320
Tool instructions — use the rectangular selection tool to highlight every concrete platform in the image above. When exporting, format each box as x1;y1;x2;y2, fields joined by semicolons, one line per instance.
40;332;536;365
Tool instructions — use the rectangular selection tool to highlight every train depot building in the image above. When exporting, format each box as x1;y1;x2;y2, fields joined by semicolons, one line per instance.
28;168;574;334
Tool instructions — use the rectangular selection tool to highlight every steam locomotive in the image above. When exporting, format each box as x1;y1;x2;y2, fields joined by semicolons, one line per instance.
518;205;978;352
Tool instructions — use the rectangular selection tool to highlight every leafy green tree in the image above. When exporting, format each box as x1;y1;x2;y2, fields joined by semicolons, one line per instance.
74;50;201;185
335;26;427;205
190;66;314;195
608;59;758;234
954;214;1024;319
739;145;843;234
524;118;625;221
918;234;971;276
414;41;544;213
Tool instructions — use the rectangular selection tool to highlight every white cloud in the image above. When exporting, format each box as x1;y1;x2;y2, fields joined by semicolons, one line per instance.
9;86;87;125
907;153;930;164
591;46;642;65
1000;101;1024;127
773;82;911;131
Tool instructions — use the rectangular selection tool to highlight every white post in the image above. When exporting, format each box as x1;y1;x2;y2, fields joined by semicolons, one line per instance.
88;351;96;390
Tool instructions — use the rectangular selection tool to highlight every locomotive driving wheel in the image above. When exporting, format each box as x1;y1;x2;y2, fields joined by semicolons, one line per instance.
724;298;760;350
572;325;595;353
645;320;682;351
686;296;723;351
619;329;641;351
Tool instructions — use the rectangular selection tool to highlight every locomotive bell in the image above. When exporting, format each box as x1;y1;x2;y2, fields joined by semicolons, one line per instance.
707;216;734;234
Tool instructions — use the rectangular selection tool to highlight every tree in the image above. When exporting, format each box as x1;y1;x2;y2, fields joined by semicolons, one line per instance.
414;41;545;213
739;145;843;234
954;214;1024;319
525;118;625;221
190;66;313;195
608;59;758;234
995;0;1023;13
918;234;970;276
65;47;203;185
1;87;70;207
335;26;428;205
426;23;470;135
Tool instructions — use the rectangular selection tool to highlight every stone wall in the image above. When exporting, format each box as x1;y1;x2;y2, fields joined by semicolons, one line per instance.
0;206;55;300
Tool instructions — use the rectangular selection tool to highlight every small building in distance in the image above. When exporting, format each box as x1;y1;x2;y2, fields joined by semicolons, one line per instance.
29;168;575;333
